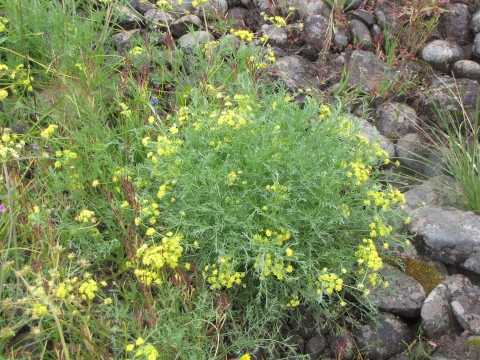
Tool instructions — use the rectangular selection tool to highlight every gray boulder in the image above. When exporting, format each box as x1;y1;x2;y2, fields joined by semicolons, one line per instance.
274;55;319;92
170;15;203;39
450;278;480;334
409;206;480;274
452;60;480;83
368;264;426;318
396;133;428;174
349;19;374;51
374;102;419;141
421;275;464;338
419;40;466;73
302;14;330;52
438;3;471;46
353;313;412;359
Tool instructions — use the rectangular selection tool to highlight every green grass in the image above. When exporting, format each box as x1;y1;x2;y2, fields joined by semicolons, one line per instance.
0;0;447;359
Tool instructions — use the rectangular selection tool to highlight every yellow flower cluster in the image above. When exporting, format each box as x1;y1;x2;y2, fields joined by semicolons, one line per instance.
155;135;183;157
54;149;78;168
0;128;23;161
75;209;96;223
253;251;294;281
346;160;372;186
136;199;161;226
252;227;291;246
262;14;287;28
32;303;49;318
134;232;184;285
78;279;99;300
318;270;343;295
55;281;74;299
203;257;246;289
366;185;405;211
40;124;58;138
192;0;208;6
355;238;382;271
285;294;300;307
368;217;393;238
230;29;254;42
0;16;8;33
217;109;248;129
134;344;159;360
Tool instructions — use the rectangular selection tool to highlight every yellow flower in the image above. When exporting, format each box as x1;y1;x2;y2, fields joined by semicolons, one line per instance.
40;124;58;138
0;89;8;101
126;344;135;352
169;126;179;134
92;179;99;187
285;248;293;257
136;337;144;346
146;228;156;236
239;354;251;360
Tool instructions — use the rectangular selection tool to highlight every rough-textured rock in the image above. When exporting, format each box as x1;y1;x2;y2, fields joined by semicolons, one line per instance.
345;50;394;94
195;0;228;19
332;25;349;52
452;60;480;82
298;44;319;62
472;9;480;34
145;9;174;31
438;3;471;46
374;2;404;34
353;313;412;359
259;24;288;48
302;14;330;52
316;53;346;86
368;264;426;317
274;55;319;92
112;30;140;52
419;40;466;73
349;19;374;51
350;10;376;28
450;278;480;334
374;102;418;140
473;33;480;60
177;31;215;53
169;15;203;39
227;7;248;30
296;0;331;19
115;5;143;30
403;175;463;214
422;76;479;129
357;119;396;159
304;334;327;358
396;133;428;173
421;275;464;338
409;207;480;274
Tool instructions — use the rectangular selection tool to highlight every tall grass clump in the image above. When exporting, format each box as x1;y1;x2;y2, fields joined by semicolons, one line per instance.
428;94;480;213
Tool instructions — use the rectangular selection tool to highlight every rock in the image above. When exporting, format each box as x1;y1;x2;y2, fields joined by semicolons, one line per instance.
422;149;448;178
349;19;374;51
353;313;412;359
471;9;480;34
298;44;319;62
422;76;479;129
345;50;394;94
403;175;462;213
114;5;143;30
396;133;428;173
302;14;330;52
112;30;141;53
195;0;228;20
327;332;355;360
332;25;349;52
316;53;346;86
357;119;396;159
259;24;288;48
409;206;480;274
304;334;327;358
292;307;328;341
130;0;154;14
451;281;480;334
177;31;214;53
169;15;203;39
350;10;376;28
419;40;466;73
374;2;404;34
368;264;426;318
452;60;480;82
374;102;419;141
421;275;464;338
473;33;480;60
274;55;319;92
145;9;174;31
296;0;331;19
227;7;249;30
343;0;365;11
438;3;471;46
409;340;434;360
